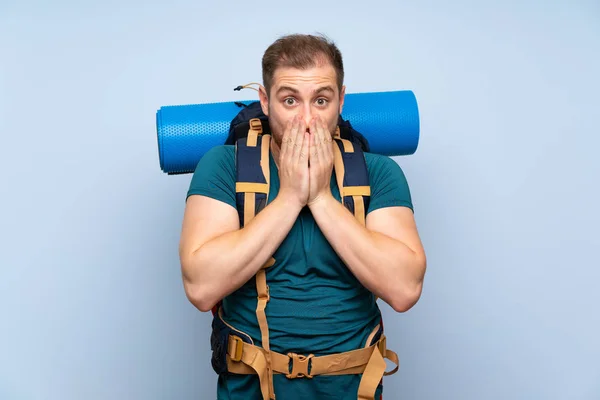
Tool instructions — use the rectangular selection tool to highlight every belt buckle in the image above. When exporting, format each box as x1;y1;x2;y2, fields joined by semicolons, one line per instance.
285;352;314;379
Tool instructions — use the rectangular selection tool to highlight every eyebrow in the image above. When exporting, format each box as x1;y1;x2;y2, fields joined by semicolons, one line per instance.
275;85;335;96
276;86;299;95
313;86;335;96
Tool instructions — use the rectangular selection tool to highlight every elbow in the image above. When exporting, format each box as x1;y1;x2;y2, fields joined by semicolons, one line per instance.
180;254;217;313
180;262;217;313
388;254;426;313
389;282;423;313
195;301;218;314
184;281;218;313
390;284;421;312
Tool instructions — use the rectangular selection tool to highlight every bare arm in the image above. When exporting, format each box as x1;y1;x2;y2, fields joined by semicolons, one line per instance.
179;193;302;312
179;116;311;312
308;197;427;312
306;117;426;312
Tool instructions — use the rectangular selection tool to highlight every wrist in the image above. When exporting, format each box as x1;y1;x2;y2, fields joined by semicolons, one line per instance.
307;190;334;210
275;190;305;213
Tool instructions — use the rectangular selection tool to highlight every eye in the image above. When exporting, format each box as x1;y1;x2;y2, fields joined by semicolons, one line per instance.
315;98;328;106
284;97;296;106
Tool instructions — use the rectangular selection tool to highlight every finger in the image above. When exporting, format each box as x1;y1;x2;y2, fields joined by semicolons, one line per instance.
300;131;309;164
315;116;328;160
286;116;299;160
309;118;320;162
280;117;294;158
321;118;334;159
292;118;306;161
318;118;333;165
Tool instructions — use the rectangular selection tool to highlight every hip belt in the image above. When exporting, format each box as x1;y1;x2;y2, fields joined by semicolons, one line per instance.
226;332;399;400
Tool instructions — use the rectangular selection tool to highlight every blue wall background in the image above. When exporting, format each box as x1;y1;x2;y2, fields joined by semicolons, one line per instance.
1;1;599;399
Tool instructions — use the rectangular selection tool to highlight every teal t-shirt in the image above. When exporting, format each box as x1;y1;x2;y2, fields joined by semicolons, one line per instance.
187;145;413;400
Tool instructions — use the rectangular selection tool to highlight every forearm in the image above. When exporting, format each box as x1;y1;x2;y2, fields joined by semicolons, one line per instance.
182;193;301;310
309;195;425;311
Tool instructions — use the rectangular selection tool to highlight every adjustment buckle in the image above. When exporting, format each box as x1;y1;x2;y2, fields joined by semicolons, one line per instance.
257;285;270;302
249;118;263;134
229;335;244;362
286;352;314;379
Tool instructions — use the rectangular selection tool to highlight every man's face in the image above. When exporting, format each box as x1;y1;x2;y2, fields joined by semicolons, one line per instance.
259;62;345;147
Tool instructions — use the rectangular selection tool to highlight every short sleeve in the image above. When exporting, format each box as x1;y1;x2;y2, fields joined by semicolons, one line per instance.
365;153;414;213
186;145;236;209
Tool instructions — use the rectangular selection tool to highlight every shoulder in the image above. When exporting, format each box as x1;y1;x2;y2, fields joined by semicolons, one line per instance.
363;152;414;213
364;152;401;172
186;145;236;207
198;145;235;168
364;152;408;183
189;145;235;181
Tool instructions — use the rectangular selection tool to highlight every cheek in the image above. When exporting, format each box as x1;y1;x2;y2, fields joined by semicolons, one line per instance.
267;111;288;145
324;109;339;135
270;105;297;127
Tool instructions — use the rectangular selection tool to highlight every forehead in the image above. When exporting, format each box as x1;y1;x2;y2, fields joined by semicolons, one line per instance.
270;63;338;93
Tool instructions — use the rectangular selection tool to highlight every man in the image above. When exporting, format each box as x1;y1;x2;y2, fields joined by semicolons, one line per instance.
178;34;426;400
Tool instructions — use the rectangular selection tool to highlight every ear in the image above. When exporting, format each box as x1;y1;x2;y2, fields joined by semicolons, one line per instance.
338;85;346;115
259;85;269;116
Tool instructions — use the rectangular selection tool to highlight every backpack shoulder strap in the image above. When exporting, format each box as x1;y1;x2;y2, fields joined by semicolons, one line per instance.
211;117;270;317
234;117;277;399
332;126;371;226
234;118;271;226
332;126;375;303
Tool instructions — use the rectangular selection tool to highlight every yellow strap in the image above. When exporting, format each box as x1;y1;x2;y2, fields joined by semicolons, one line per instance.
358;337;400;399
227;335;395;377
344;186;371;196
333;136;374;301
339;137;354;153
357;345;387;400
332;140;346;199
236;182;269;194
353;195;366;226
227;341;271;399
226;333;399;400
255;257;276;398
243;192;254;226
333;140;368;227
242;126;274;399
247;118;263;147
260;134;270;185
383;349;399;376
256;266;275;399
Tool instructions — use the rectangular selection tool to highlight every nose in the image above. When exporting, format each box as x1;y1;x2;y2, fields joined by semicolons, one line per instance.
302;105;313;129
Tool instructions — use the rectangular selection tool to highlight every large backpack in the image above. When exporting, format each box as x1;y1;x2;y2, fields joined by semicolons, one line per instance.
210;101;398;400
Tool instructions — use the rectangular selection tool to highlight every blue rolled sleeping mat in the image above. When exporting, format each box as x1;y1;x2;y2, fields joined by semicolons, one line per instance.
155;90;420;174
